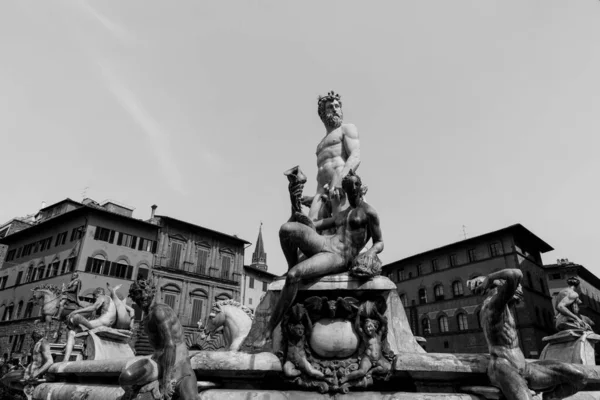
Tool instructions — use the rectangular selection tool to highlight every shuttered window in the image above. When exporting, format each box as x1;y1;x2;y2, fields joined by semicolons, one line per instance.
164;294;176;309
169;242;183;269
197;248;209;275
191;299;204;325
221;255;231;279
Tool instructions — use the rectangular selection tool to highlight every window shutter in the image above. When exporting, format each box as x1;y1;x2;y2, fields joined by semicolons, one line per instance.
94;227;101;240
126;266;133;280
131;236;137;249
152;241;157;253
191;299;203;325
117;233;123;246
138;239;144;251
85;257;93;272
109;230;116;244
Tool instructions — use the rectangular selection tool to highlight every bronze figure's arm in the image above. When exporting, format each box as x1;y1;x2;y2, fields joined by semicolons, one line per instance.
483;269;522;314
32;339;53;380
366;206;384;256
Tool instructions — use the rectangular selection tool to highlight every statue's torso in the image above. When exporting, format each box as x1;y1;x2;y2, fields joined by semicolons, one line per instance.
481;297;525;367
329;203;371;260
316;127;348;186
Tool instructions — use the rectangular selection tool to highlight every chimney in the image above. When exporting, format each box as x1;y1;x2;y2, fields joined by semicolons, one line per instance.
150;204;158;219
41;201;46;209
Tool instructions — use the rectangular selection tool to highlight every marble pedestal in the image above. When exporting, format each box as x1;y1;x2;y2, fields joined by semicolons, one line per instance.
540;330;600;365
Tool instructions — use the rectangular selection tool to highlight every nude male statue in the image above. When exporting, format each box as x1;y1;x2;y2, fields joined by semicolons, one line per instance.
107;282;135;330
554;277;593;332
63;287;117;361
23;330;53;382
53;272;82;320
304;91;361;221
254;171;383;348
468;269;588;400
119;278;198;400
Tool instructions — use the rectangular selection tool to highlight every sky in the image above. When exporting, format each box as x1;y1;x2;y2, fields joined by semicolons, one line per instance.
0;1;599;277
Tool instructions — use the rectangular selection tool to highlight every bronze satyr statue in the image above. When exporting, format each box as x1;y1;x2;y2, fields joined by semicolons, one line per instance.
554;277;594;332
254;171;383;348
468;269;588;400
119;278;198;400
23;329;53;382
304;91;361;221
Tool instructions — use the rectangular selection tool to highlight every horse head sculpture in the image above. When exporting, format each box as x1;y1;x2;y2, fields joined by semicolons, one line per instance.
204;300;254;351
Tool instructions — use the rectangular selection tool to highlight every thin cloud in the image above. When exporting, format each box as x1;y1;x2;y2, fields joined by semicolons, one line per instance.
98;61;186;195
76;0;137;45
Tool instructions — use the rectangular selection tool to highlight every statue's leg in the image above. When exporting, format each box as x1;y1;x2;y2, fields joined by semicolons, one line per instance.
53;300;65;320
171;361;198;400
283;360;301;378
119;358;156;387
308;186;327;221
489;358;533;400
526;361;587;399
341;358;370;383
63;330;76;362
279;222;326;269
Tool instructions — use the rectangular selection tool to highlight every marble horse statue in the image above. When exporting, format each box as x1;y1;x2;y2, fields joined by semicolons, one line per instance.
31;283;89;339
204;300;253;352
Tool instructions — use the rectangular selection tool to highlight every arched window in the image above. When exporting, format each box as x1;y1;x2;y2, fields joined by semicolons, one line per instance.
438;315;449;332
452;281;464;297
16;301;24;319
136;266;149;281
434;285;444;301
113;260;130;279
418;288;427;304
190;289;208;327
26;266;35;282
422;318;431;336
24;301;34;318
457;313;468;331
527;271;533;288
3;303;14;321
399;294;408;307
161;284;181;310
36;265;46;280
47;260;60;278
86;255;107;274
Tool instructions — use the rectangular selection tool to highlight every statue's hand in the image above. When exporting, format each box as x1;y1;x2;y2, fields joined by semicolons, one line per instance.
161;379;175;400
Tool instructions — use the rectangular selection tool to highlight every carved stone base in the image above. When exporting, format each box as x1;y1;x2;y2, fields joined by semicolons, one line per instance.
540;330;600;365
76;327;134;361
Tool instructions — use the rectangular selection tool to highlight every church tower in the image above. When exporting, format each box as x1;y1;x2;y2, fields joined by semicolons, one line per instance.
250;223;268;271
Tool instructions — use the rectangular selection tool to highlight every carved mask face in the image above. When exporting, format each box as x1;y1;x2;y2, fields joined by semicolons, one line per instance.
323;100;343;129
290;323;305;338
364;319;378;337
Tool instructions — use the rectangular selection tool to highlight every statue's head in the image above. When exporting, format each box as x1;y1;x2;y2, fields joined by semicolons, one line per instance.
72;272;79;280
318;91;343;129
467;276;523;304
31;328;45;342
567;277;580;288
342;170;366;207
572;301;581;315
93;287;105;298
129;278;156;310
363;318;380;337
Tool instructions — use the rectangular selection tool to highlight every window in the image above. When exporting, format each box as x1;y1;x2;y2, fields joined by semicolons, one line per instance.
164;293;176;309
26;266;35;282
526;271;533;288
417;263;423;275
221;255;232;279
13;334;25;353
15;271;23;286
169;242;183;269
249;277;255;289
452;280;464;297
48;261;60;278
94;227;115;243
54;232;67;247
70;226;85;242
431;259;438;272
439;315;449;333
138;238;156;252
22;243;33;257
86;256;107;274
117;233;135;248
418;288;427;304
444;340;449;349
400;294;408;307
0;276;7;289
137;267;149;281
62;257;76;274
398;269;405;281
16;247;22;258
489;242;500;257
191;298;204;326
36;265;46;280
449;254;457;267
434;284;444;301
3;304;14;321
24;301;33;318
112;261;130;279
457;313;468;331
5;249;16;262
249;298;253;305
197;248;210;275
408;272;413;279
422;318;431;335
40;237;52;251
262;281;268;292
15;301;23;319
549;273;562;280
32;241;40;254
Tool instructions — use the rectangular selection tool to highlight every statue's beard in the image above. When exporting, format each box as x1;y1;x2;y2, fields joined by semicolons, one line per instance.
323;112;343;129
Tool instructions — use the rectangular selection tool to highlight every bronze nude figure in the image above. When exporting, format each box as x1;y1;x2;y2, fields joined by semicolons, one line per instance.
468;269;588;400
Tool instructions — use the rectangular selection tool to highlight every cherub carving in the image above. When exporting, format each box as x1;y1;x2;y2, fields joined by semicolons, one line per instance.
341;298;393;384
282;304;324;379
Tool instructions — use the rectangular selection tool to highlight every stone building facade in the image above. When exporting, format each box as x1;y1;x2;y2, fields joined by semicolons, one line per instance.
543;259;600;329
150;214;249;329
0;216;33;271
0;198;159;361
382;224;555;358
241;224;277;311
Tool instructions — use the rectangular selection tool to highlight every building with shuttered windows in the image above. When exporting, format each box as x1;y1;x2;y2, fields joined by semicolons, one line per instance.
0;198;158;358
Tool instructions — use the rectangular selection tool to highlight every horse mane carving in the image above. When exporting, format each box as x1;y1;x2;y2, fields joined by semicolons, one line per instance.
32;284;61;297
212;300;254;320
